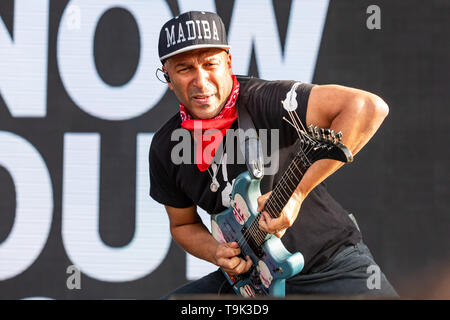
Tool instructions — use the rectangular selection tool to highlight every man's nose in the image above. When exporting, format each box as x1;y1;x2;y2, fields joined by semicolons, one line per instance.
192;68;209;89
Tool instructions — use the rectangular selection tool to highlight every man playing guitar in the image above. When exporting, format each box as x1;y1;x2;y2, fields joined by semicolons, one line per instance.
150;11;398;298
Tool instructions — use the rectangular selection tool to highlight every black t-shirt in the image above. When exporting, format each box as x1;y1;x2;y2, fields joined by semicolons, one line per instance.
149;76;362;274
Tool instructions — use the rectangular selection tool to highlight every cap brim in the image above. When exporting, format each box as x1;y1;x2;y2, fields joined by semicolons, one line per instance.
160;44;231;61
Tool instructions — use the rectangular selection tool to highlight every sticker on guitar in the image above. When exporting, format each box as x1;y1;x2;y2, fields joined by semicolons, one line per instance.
257;260;273;288
240;284;256;297
232;194;251;225
211;220;226;244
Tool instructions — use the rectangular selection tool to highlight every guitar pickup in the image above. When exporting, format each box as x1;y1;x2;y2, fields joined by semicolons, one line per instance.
240;226;265;259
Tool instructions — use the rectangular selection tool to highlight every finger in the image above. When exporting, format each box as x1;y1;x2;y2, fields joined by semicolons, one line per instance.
220;243;241;258
228;241;239;247
274;228;286;239
238;256;254;274
259;211;278;233
244;255;253;272
226;255;253;275
256;196;266;212
258;211;269;232
215;243;239;262
222;256;243;273
257;192;271;212
232;257;248;274
266;213;289;234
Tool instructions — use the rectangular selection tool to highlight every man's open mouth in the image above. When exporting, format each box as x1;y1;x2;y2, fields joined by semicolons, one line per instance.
193;94;214;104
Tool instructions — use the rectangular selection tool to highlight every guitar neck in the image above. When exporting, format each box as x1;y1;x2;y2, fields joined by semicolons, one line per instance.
249;152;311;246
265;152;310;218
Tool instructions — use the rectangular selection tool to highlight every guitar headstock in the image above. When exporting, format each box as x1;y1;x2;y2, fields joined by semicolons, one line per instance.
298;125;353;164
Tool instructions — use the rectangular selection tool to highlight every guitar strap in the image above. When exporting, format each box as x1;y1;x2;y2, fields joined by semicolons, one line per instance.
235;76;265;180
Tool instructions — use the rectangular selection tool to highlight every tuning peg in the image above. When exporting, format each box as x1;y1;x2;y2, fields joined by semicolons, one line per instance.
329;130;335;143
336;131;343;142
313;126;320;138
320;128;326;140
307;124;314;134
324;129;331;141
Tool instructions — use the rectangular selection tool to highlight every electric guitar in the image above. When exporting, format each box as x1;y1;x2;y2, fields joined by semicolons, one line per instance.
211;124;353;297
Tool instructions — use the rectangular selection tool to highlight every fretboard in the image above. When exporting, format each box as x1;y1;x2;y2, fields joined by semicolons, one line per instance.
245;152;311;246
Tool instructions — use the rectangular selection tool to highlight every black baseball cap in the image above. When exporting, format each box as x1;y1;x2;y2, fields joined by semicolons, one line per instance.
158;11;230;62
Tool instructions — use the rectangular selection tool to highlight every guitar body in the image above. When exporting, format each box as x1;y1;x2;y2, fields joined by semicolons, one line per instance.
211;171;304;297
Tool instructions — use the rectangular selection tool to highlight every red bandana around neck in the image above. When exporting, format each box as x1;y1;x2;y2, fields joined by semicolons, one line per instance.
180;75;239;172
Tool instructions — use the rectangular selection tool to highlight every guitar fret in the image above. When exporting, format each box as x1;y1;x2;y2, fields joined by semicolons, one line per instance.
278;181;292;202
284;169;298;190
246;214;266;245
245;151;315;249
265;154;308;217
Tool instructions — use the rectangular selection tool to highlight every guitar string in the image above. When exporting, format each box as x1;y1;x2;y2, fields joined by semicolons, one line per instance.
238;111;317;245
234;109;330;248
245;152;316;245
245;141;311;240
252;149;325;245
240;145;325;246
244;117;333;244
235;152;309;247
263;108;314;215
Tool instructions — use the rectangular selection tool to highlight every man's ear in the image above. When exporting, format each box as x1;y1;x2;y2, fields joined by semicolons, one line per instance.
162;66;174;90
226;51;232;71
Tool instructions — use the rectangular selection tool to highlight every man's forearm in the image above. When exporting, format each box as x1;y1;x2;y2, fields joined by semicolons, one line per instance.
171;221;219;265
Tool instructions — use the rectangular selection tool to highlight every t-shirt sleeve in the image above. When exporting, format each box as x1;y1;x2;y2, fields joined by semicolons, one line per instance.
244;79;315;149
149;135;194;208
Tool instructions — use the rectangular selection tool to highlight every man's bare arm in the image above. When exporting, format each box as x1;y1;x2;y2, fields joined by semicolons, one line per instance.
165;205;252;275
299;84;389;198
259;84;389;235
